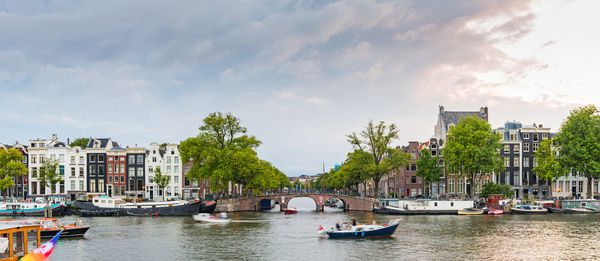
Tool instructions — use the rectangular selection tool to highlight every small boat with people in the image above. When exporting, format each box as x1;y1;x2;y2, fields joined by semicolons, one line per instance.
318;219;400;239
284;207;297;215
193;213;232;224
487;208;503;215
510;205;548;214
457;208;483;215
0;218;90;238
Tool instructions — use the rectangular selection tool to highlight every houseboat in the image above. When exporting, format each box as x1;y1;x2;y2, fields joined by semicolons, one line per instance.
72;197;206;216
0;202;65;217
374;199;474;215
511;205;548;214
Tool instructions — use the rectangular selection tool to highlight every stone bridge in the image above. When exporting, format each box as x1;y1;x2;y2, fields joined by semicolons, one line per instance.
214;193;376;212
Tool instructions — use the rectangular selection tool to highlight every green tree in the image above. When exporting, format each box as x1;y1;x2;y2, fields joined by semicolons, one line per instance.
416;148;443;196
180;112;274;195
533;138;565;197
0;176;15;202
338;150;372;191
347;120;411;198
442;116;503;197
479;182;513;198
38;159;64;195
69;137;89;148
554;105;600;199
0;148;28;199
152;167;170;201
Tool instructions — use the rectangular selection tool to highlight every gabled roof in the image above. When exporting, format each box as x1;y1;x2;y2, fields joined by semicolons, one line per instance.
86;138;121;149
441;111;486;126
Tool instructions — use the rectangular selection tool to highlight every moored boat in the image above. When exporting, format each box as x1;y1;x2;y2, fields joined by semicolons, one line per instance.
375;199;474;215
320;219;400;239
193;213;231;224
0;202;65;217
458;208;483;215
546;207;566;213
511;205;548;214
0;218;90;238
72;197;204;216
487;208;503;215
565;207;598;214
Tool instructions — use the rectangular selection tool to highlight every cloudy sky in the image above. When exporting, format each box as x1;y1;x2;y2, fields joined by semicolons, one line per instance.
1;0;599;176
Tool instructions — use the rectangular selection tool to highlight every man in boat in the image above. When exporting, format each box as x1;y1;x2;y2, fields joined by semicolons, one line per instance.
335;222;341;230
351;217;357;226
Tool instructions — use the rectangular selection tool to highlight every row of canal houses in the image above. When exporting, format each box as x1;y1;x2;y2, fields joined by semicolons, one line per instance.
0;135;211;201
380;106;591;200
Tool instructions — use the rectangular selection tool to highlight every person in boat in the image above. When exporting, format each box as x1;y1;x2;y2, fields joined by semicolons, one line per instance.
219;212;228;219
351;217;357;226
335;222;341;230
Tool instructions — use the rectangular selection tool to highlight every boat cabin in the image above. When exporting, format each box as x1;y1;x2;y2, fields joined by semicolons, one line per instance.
92;197;126;208
558;199;600;209
0;224;41;261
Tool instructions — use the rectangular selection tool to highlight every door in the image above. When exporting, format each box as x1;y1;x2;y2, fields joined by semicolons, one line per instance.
466;184;471;195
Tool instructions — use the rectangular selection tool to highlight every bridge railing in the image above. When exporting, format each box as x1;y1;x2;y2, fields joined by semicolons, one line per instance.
210;189;375;200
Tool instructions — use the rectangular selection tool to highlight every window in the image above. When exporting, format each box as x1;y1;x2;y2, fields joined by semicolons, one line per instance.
431;150;437;156
108;164;113;173
120;175;125;183
80;156;84;164
31;155;36;163
40;155;46;163
514;145;519;153
114;164;118;173
71;156;75;164
59;165;64;175
514;171;519;185
579;181;584;193
504;157;510;167
523;143;529;152
59;154;64;161
174;156;180;164
120;164;125;173
510;134;517;141
98;180;105;192
51;154;56;161
137;168;143;177
98;155;105;162
174;166;179;174
595;181;599;194
411;176;417;184
108;156;113;162
533;143;538;152
153;157;157;163
504;145;510;153
79;167;84;177
129;168;135;177
533;158;538;167
185;177;190;186
431;144;437;149
79;180;84;190
90;180;96;192
457;179;463;193
171;150;175;155
513;157;519;167
89;154;96;162
128;155;135;164
71;180;75;190
167;166;171;173
98;165;105;175
167;157;172;164
533;134;539;142
542;133;548;139
174;176;179;183
71;167;75;177
137;155;143;164
523;158;529;168
559;181;564;192
410;164;416;171
108;176;113;183
523;133;529;139
149;167;153;173
32;167;38;177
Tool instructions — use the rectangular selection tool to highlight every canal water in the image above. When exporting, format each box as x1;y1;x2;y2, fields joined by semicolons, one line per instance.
49;197;600;260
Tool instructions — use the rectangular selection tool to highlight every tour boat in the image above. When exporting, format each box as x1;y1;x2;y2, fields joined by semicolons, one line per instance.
510;205;548;214
73;197;206;216
0;218;90;238
457;208;483;215
0;202;66;216
284;207;297;214
319;219;400;239
565;207;598;214
193;213;231;224
487;208;504;215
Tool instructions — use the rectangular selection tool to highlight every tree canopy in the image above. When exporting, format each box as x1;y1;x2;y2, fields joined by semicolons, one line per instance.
179;112;287;194
442;116;503;197
533;138;565;196
554;105;600;198
346;120;411;197
69;137;89;148
0;148;28;200
416;148;442;196
479;182;513;198
38;159;63;195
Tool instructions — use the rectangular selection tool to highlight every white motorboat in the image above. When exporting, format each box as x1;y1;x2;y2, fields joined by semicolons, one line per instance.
318;219;400;239
193;213;232;224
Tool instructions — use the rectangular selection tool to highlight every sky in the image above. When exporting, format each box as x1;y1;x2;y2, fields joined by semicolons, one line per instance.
1;0;599;176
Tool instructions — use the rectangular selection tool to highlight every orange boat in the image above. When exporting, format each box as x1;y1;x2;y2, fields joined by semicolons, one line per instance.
0;218;89;239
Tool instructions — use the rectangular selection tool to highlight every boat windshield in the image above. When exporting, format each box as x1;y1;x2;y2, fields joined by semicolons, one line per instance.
42;220;59;229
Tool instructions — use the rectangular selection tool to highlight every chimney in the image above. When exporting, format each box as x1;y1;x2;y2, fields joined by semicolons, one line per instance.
67;138;70;145
439;105;445;113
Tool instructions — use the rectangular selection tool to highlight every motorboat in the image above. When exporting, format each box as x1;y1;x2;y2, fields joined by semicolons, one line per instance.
565;207;598;214
319;219;400;239
487;208;504;215
457;208;483;215
73;196;205;216
511;205;548;214
0;218;90;238
193;213;232;224
546;207;566;213
284;207;297;215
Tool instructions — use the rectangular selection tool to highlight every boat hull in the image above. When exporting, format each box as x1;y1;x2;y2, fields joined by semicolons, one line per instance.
510;209;547;214
0;204;65;217
547;207;566;213
73;200;203;216
199;201;217;213
326;223;399;239
375;206;458;215
565;208;598;214
458;210;483;215
41;226;90;238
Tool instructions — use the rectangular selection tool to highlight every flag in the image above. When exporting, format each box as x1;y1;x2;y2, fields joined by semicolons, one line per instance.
20;230;62;261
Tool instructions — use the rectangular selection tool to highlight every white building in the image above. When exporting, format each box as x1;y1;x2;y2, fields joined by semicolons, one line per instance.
145;143;182;201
